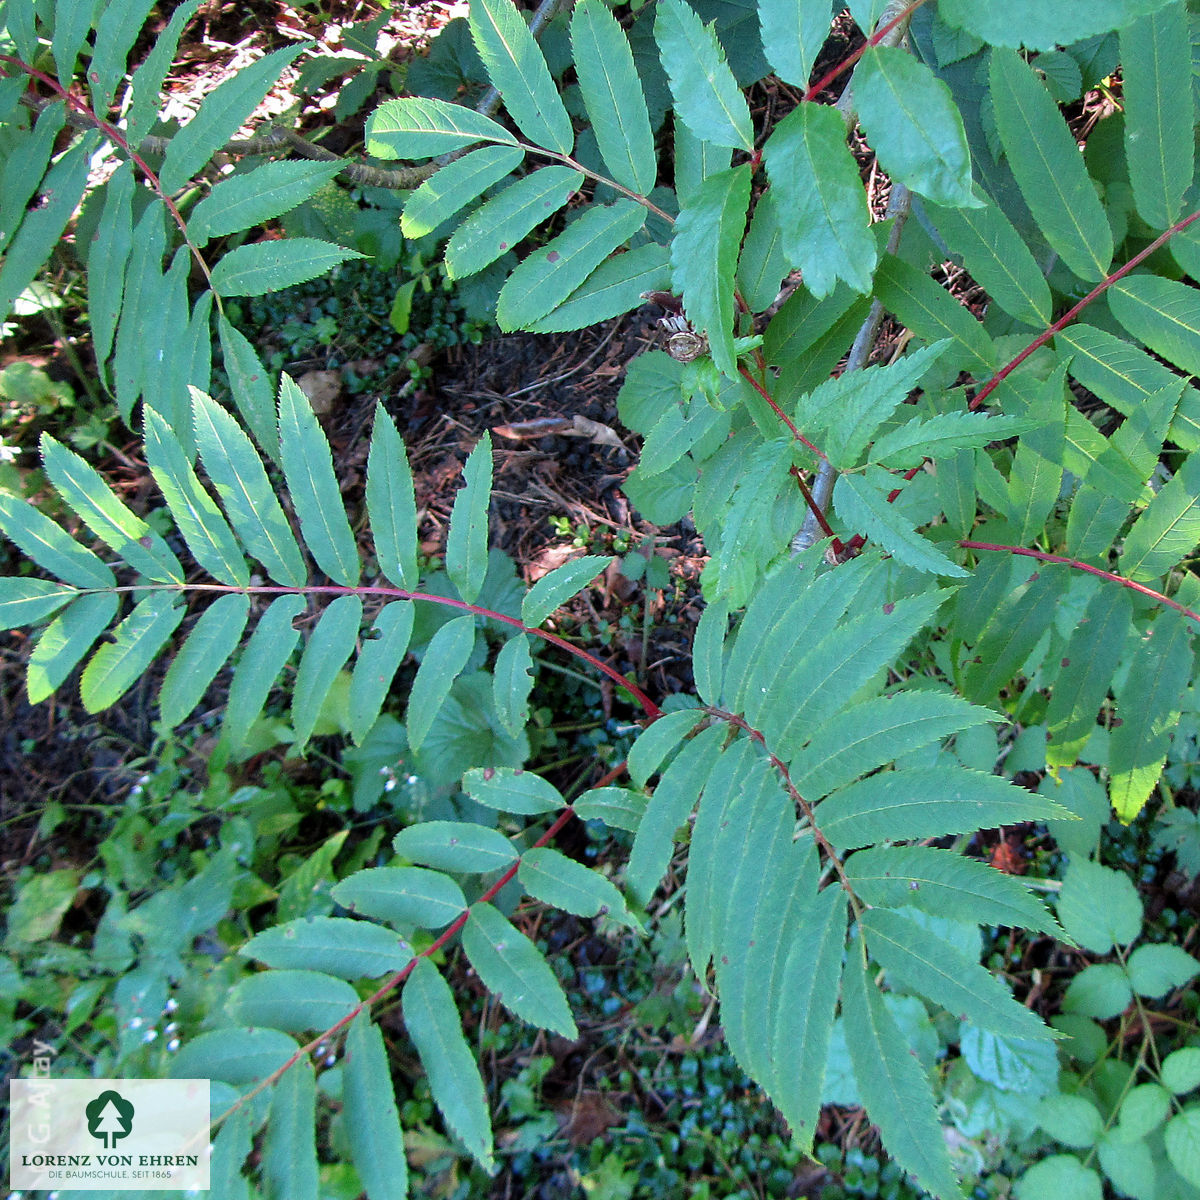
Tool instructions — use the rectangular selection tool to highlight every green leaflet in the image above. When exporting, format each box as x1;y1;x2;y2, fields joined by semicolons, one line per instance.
393;821;517;874
89;0;160;110
332;866;467;930
469;0;574;155
525;243;671;333
0;132;95;323
228;969;359;1033
88;161;134;368
403;958;494;1171
628;721;727;904
80;591;184;713
192;388;307;587
574;786;647;832
989;48;1112;283
1167;1109;1200;1188
870;411;1031;470
407;614;476;751
365;403;418;590
463;765;564;815
348;601;414;745
1045;586;1133;767
51;0;92;97
769;883;846;1151
1122;450;1200;580
1110;274;1200;378
1128;944;1200;997
244;916;413;979
112;203;166;423
492;634;533;737
0;579;78;629
0;490;114;590
692;597;728;707
444;165;583;281
1055;323;1200;453
835;471;968;577
144;406;248;587
1121;2;1192;229
819;767;1068;850
737;190;789;314
159;45;306;193
401;145;526;239
759;0;834;87
263;1059;318;1200
0;101;65;257
961;567;1064;705
789;691;992;799
522;555;611;626
670;166;751;377
625;708;706;788
938;0;1166;51
841;944;967;1200
1006;364;1068;545
343;1014;409;1200
1109;611;1194;822
461;902;577;1037
278;373;359;586
571;0;657;195
497;199;647;331
291;594;362;752
520;846;637;927
125;0;204;145
848;846;1062;937
189;160;345;245
1057;856;1143;954
41;434;183;583
218;316;279;461
27;592;118;705
855;47;977;208
872;255;994;373
215;594;304;764
655;0;753;152
929;193;1052;328
169;1026;298;1086
686;738;763;973
862;908;1054;1040
763;104;876;297
674;118;733;206
366;97;517;159
445;434;493;604
158;593;250;729
210;1106;252;1200
210;239;365;298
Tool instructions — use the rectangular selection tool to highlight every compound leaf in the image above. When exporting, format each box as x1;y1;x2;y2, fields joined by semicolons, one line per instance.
291;594;362;752
366;97;517;159
406;614;477;752
348;601;414;745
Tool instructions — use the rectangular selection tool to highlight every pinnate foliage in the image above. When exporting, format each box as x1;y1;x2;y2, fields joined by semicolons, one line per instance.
4;0;1200;1197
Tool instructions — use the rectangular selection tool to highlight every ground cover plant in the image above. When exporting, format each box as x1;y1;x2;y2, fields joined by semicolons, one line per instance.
5;0;1200;1197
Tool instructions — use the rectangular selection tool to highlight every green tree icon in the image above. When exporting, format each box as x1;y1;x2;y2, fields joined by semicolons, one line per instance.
86;1090;135;1150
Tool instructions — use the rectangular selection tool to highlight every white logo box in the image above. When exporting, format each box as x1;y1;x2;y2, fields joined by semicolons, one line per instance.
10;1079;210;1191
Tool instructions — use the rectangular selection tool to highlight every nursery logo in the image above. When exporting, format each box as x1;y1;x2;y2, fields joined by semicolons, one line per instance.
86;1089;135;1149
10;1078;209;1191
